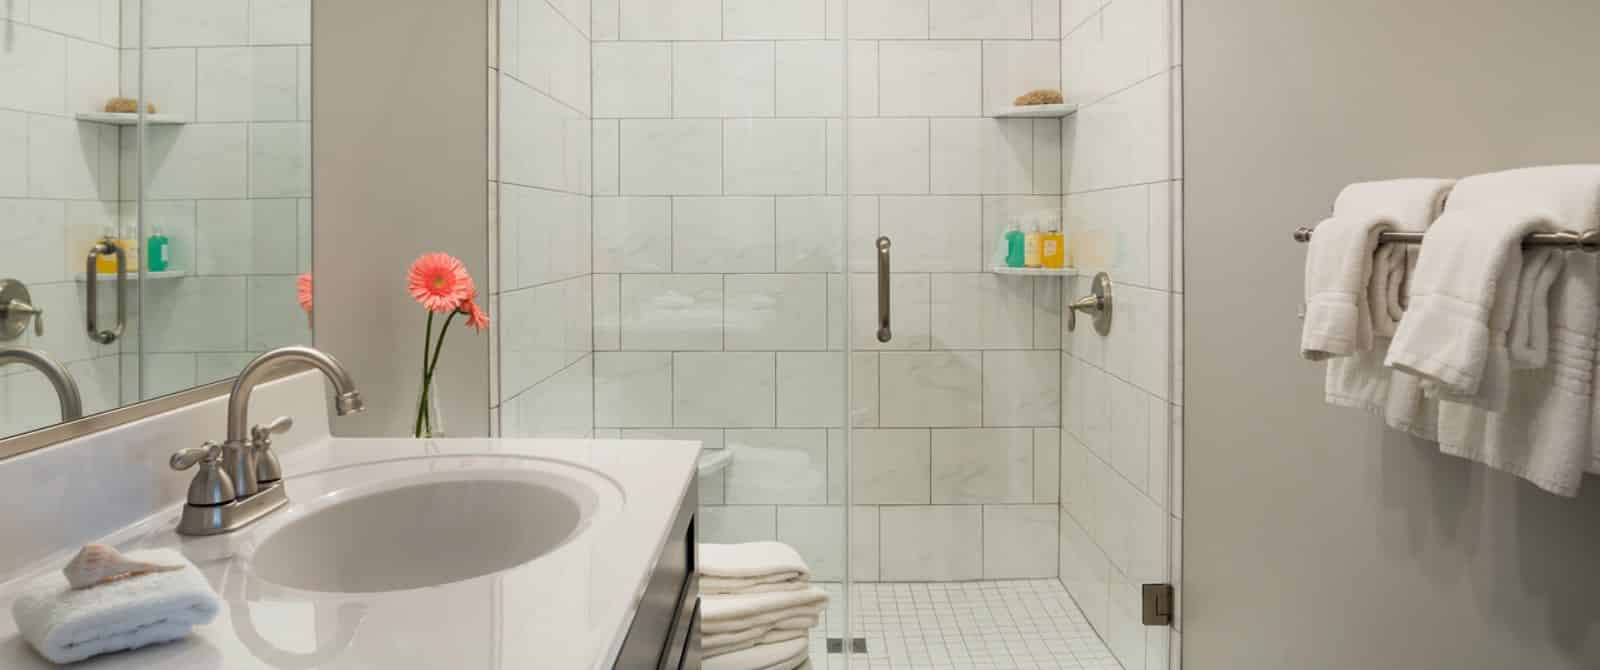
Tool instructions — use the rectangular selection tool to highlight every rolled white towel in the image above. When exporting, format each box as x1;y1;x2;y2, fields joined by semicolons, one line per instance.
699;542;810;581
703;637;809;670
10;549;220;665
701;587;828;635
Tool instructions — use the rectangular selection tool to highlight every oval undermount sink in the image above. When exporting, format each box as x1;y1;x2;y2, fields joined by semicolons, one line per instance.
249;466;607;594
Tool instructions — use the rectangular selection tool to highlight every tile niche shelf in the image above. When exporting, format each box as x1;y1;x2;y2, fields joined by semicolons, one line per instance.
991;103;1078;119
989;266;1080;277
74;112;188;126
77;270;188;282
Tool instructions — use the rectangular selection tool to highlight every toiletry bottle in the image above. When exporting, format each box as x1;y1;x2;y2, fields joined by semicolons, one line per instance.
1023;221;1043;268
1042;220;1065;269
1004;225;1026;268
147;226;170;272
95;226;118;274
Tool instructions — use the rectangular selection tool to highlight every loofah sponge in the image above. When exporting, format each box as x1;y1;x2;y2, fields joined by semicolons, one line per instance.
104;97;157;114
1012;89;1064;106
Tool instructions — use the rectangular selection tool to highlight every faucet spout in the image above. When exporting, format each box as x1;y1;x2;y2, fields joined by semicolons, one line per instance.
0;347;83;421
223;346;364;497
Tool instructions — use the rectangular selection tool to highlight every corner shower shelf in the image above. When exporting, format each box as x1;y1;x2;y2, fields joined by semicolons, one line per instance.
991;103;1078;119
75;113;188;126
989;266;1080;277
77;270;188;282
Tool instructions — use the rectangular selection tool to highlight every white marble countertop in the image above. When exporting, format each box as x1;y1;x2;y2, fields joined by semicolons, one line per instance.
0;437;700;669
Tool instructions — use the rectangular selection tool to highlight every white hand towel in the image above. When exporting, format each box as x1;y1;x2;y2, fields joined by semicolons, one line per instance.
701;587;828;635
10;549;220;665
1321;179;1454;417
1386;205;1556;411
699;542;811;581
703;637;809;670
1507;248;1565;369
1300;216;1387;360
705;628;810;659
1334;178;1456;336
1389;165;1600;411
1435;251;1600;496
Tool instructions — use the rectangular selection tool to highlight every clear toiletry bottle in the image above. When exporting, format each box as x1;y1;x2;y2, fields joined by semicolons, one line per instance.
1023;220;1043;268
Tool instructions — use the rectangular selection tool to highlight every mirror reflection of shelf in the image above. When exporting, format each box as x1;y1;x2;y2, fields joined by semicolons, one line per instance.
76;270;188;282
74;113;188;126
989;266;1080;277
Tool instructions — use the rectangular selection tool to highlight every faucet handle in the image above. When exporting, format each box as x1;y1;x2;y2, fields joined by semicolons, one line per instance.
251;417;293;485
170;441;225;470
170;442;236;507
251;416;293;447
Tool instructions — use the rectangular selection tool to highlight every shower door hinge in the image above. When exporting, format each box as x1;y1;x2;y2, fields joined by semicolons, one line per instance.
1142;583;1174;626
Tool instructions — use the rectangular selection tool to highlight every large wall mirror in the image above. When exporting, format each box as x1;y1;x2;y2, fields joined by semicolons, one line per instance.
0;0;311;442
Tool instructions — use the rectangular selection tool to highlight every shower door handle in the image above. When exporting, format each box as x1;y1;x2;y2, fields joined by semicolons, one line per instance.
85;238;127;345
876;236;892;343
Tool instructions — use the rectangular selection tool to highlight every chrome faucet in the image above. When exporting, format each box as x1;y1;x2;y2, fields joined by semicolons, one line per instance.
0;347;84;422
171;346;365;536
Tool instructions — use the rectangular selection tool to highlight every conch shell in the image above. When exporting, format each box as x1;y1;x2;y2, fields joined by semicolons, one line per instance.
63;544;184;590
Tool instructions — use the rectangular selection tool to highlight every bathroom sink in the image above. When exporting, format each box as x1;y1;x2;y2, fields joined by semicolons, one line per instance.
248;464;612;594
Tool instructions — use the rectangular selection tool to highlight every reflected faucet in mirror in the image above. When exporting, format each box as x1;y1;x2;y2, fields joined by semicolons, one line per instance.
170;346;365;536
0;348;84;423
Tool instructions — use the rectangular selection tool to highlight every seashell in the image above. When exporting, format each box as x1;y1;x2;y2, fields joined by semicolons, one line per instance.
63;544;184;590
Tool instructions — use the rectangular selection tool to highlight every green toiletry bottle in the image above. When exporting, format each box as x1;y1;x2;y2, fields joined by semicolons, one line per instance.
1004;227;1026;267
147;227;170;272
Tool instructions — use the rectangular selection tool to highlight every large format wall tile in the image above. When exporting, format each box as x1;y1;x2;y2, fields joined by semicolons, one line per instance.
931;428;1034;503
879;506;982;580
879;351;982;427
673;352;776;427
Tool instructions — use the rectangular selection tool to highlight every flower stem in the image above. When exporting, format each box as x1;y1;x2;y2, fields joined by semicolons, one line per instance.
415;311;434;438
418;311;460;437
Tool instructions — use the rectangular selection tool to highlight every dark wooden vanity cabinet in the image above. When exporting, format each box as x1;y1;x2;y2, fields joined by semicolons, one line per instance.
614;479;699;670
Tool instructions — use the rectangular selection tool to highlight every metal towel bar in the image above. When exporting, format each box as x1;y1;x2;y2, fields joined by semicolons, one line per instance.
1293;227;1600;251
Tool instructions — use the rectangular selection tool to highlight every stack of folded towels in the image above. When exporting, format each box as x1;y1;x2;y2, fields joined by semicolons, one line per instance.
1302;164;1600;497
699;542;826;670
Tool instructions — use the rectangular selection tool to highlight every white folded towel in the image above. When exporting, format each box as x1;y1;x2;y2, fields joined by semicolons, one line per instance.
1386;203;1558;411
1300;215;1387;360
1321;179;1454;418
10;549;220;665
704;615;818;654
1435;251;1600;496
1335;179;1456;336
700;542;811;581
701;587;828;635
705;627;810;659
702;577;808;596
703;637;809;670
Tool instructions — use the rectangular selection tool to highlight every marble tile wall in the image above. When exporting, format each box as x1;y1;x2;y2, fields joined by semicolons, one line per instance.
493;0;596;438
1055;0;1183;667
1;1;128;435
590;0;1068;583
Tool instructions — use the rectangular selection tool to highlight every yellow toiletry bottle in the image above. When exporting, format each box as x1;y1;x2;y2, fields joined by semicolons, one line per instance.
1042;225;1065;269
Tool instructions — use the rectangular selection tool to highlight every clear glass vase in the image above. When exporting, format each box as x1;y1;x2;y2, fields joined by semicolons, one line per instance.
414;379;445;438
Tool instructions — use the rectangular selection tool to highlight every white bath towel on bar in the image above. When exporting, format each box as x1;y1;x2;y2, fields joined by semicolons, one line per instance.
1508;248;1565;369
1322;179;1453;417
1435;251;1600;496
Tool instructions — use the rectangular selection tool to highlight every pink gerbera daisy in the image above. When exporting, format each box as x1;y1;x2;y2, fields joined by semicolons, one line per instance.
408;253;473;313
296;273;314;313
461;289;491;332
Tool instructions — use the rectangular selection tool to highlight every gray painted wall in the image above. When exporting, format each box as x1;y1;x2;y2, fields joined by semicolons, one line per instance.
1185;1;1600;668
312;0;490;437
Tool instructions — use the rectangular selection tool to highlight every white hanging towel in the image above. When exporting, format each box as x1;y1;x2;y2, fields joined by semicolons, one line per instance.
1302;179;1455;360
1321;178;1454;416
1389;165;1600;413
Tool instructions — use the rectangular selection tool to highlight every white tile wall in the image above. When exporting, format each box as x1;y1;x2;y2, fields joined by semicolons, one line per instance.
1057;0;1181;666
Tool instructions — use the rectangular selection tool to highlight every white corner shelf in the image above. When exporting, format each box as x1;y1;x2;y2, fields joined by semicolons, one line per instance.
75;112;188;126
990;265;1079;277
991;103;1078;119
77;270;188;282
